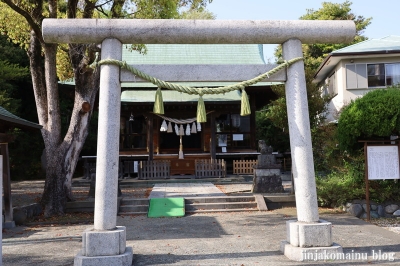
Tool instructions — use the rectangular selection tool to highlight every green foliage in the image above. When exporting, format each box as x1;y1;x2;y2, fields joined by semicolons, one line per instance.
300;1;371;70
255;110;290;152
8;129;45;180
316;151;400;206
263;1;371;171
132;0;212;19
312;123;341;173
337;86;400;152
179;8;215;19
0;35;29;112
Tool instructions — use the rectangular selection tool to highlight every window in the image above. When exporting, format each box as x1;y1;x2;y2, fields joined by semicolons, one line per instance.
346;64;367;89
327;72;336;95
386;63;400;86
120;115;147;149
215;113;251;149
367;64;385;87
346;63;400;89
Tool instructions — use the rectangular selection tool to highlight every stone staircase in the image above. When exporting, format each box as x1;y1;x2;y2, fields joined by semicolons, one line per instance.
66;194;295;214
118;195;268;215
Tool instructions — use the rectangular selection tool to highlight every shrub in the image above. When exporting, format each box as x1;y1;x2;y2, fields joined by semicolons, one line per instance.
337;86;400;153
316;152;400;206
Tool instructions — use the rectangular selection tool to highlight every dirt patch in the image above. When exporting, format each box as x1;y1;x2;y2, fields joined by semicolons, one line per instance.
26;212;94;225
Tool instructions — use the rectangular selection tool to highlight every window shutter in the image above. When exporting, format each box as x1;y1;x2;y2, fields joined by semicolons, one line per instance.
356;64;367;88
346;64;357;89
346;64;367;89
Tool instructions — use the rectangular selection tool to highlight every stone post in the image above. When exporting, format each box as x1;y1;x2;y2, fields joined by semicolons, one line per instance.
283;39;319;223
74;38;132;266
280;39;342;261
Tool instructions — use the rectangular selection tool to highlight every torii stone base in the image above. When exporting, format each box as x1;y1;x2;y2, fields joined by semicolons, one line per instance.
74;226;132;266
280;220;342;261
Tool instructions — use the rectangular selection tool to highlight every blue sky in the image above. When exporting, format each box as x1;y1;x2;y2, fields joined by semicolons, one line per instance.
207;0;400;61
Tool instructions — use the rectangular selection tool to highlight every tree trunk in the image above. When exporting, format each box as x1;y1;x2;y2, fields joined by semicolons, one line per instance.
27;27;99;216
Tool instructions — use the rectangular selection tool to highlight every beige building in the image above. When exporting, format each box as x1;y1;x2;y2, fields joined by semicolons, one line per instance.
314;35;400;122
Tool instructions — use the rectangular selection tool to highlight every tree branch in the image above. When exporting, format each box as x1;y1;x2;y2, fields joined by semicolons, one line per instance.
1;0;44;45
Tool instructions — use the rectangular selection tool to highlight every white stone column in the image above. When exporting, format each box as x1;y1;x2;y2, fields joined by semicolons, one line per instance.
282;38;319;223
94;38;122;230
280;39;342;261
75;38;132;266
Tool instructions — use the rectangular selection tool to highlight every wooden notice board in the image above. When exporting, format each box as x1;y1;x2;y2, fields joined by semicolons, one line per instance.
367;145;400;180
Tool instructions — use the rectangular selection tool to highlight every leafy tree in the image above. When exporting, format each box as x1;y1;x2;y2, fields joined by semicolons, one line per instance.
300;1;371;70
337;86;400;152
0;34;44;180
257;1;371;165
0;35;29;113
0;0;212;216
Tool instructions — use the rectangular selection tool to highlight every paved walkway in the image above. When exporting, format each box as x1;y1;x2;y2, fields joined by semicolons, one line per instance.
3;211;400;265
149;182;226;198
4;180;400;265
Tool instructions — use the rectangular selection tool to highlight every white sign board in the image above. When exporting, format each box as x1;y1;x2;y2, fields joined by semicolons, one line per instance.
233;134;243;141
367;146;400;180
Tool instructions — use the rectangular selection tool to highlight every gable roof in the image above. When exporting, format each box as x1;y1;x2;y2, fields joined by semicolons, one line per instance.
332;35;400;54
123;44;266;65
314;35;400;83
0;106;42;130
121;90;241;103
61;44;279;88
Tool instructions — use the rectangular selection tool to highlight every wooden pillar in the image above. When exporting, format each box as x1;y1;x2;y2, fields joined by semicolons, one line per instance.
0;143;13;223
210;113;216;159
147;114;154;160
250;91;257;150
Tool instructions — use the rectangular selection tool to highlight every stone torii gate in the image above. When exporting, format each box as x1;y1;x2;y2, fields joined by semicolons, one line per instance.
42;19;355;265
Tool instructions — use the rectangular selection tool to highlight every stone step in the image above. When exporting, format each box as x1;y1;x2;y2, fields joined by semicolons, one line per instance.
185;208;258;214
119;205;149;213
184;196;255;204
185;201;258;211
120;198;149;205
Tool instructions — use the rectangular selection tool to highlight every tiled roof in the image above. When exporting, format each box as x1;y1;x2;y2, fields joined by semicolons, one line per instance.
0;106;42;129
332;35;400;54
122;44;266;64
121;90;241;103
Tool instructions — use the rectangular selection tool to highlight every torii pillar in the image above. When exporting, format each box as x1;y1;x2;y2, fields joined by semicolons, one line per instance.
42;19;355;265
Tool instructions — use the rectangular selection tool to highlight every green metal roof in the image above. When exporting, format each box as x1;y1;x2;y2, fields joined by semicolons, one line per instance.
123;44;266;64
0;106;42;129
121;90;241;103
332;35;400;54
121;81;281;88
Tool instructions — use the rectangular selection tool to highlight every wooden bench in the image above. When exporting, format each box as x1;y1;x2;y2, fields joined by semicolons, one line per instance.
195;159;226;178
138;160;170;180
233;159;257;175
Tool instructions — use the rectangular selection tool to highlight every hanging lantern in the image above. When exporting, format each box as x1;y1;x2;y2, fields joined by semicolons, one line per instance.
191;122;197;134
186;124;191;135
167;121;173;133
160;120;167;131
